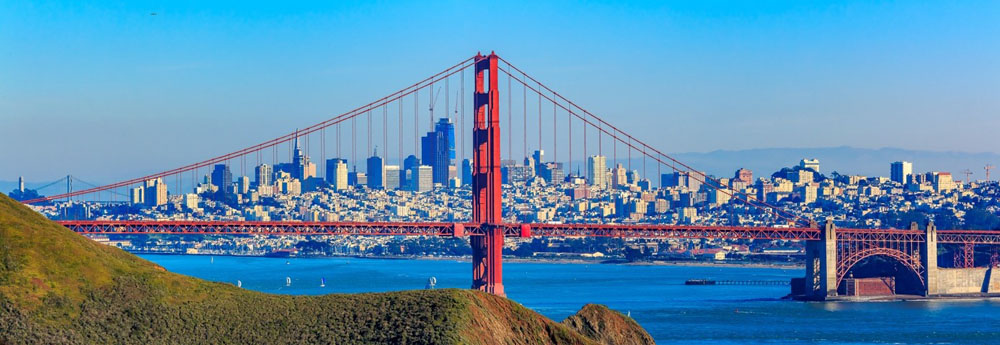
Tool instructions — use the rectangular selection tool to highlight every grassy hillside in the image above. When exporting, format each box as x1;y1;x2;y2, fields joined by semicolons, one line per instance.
0;194;651;344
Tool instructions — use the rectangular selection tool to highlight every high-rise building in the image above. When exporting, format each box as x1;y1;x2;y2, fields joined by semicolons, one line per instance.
327;159;349;190
385;165;401;190
461;159;472;186
129;186;144;205
539;162;565;183
403;155;420;187
932;172;955;193
211;164;232;194
367;148;384;189
409;165;433;192
291;131;311;180
662;171;703;191
236;176;250;194
532;150;545;175
586;155;607;189
523;156;536;177
143;178;167;207
421;118;455;184
891;161;913;184
255;164;273;187
734;168;753;183
611;164;627;186
800;158;820;172
626;170;640;185
17;176;24;193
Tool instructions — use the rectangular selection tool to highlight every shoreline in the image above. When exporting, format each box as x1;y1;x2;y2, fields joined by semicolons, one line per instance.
133;251;803;269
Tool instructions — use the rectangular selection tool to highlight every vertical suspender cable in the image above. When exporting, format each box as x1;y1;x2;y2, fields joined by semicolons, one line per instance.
383;105;387;161
414;89;419;156
398;99;403;165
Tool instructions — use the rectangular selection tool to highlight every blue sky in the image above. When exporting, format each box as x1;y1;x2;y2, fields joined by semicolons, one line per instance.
1;1;998;182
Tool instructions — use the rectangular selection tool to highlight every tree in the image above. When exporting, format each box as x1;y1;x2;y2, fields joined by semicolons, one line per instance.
931;209;961;230
963;208;1000;230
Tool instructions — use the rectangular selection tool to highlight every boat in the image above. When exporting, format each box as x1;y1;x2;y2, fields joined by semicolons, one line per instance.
237;280;242;288
320;277;326;288
286;277;291;286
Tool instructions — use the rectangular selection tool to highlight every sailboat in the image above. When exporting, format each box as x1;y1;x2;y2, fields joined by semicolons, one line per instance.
237;280;242;288
286;277;291;287
320;277;326;288
210;256;214;264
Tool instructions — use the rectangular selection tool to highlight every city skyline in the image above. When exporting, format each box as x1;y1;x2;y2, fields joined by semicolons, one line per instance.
2;1;999;182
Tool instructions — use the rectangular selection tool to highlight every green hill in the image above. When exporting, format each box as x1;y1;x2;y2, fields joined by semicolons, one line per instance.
0;194;652;345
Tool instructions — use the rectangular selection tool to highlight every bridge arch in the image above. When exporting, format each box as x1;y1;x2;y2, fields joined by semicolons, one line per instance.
837;247;925;292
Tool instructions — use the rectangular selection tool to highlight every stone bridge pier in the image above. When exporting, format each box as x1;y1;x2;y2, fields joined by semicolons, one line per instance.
804;221;940;300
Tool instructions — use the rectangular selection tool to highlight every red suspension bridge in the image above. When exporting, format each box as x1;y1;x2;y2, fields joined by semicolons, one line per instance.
23;53;1000;299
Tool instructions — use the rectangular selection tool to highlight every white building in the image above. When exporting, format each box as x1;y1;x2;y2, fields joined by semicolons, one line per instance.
586;155;608;189
891;161;913;184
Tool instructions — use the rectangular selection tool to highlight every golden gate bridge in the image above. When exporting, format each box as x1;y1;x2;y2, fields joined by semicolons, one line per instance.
21;52;1000;299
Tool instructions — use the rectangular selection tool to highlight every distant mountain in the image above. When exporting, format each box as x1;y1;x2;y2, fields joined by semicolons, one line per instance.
668;146;1000;179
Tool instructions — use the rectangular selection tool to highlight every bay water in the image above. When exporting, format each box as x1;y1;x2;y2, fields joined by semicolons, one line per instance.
141;254;1000;344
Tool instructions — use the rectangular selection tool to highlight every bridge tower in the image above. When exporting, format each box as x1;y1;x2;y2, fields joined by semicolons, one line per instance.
922;221;939;296
805;220;837;299
471;52;504;296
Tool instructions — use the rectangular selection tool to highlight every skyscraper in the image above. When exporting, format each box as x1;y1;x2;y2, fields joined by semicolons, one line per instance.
255;164;273;187
891;161;913;184
799;158;820;172
662;171;703;191
211;164;232;195
403;155;420;188
611;164;627;186
367;148;384;189
143;178;167;207
532;150;545;175
461;159;472;186
236;176;250;194
421;118;456;185
326;158;349;190
586;155;607;189
129;186;144;205
291;131;311;180
385;165;401;190
409;165;433;192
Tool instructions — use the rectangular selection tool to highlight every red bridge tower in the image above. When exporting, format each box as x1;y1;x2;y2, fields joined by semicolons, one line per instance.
471;52;505;295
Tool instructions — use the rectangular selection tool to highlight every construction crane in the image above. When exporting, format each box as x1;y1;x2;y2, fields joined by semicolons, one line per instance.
987;164;995;182
428;86;442;129
961;169;973;185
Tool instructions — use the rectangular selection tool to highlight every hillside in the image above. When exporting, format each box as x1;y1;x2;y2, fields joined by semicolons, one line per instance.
0;194;652;345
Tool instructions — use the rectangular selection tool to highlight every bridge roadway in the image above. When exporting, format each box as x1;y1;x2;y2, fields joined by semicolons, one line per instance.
55;220;1000;244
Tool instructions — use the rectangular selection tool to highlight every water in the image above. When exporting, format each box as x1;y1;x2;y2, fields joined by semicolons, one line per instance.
141;255;1000;344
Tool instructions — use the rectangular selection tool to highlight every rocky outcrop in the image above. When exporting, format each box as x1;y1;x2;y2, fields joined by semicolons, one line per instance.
562;304;655;345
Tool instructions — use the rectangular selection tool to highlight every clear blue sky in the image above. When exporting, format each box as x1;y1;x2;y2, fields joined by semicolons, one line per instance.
1;0;998;182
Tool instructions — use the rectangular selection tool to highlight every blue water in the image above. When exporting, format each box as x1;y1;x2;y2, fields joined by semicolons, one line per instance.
141;255;1000;344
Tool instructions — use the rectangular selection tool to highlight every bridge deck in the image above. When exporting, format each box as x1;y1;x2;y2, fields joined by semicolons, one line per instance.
54;220;1000;244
